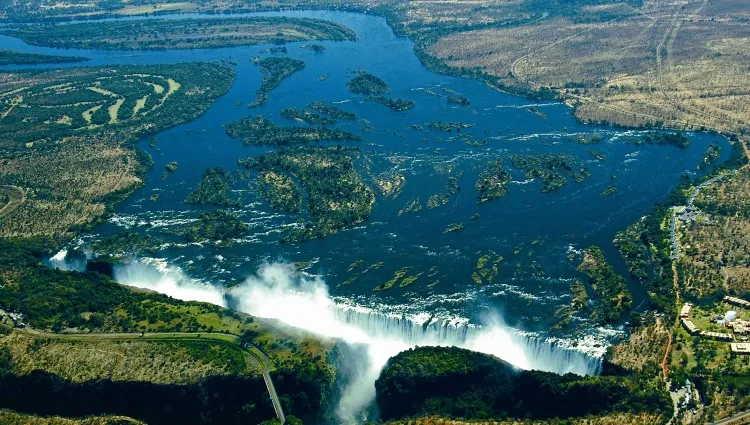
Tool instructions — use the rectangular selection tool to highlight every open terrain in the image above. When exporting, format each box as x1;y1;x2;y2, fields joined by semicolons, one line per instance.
2;17;356;50
0;62;235;238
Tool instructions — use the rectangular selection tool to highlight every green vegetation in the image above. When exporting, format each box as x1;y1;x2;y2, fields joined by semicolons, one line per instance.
427;172;461;209
426;121;472;132
625;132;691;149
471;251;503;284
226;115;360;146
577;246;632;324
0;49;87;65
373;267;410;292
0;62;235;238
375;346;672;422
249;57;306;107
447;95;470;106
589;150;606;161
257;169;303;213
443;222;464;233
0;411;146;425
300;44;326;52
165;161;178;172
371;96;415;112
476;158;511;203
239;146;374;242
280;107;337;125
185;167;241;207
398;197;422;216
600;185;618;197
90;232;164;260
2;17;356;51
171;209;247;245
509;154;590;192
698;144;721;170
307;101;356;120
347;71;389;95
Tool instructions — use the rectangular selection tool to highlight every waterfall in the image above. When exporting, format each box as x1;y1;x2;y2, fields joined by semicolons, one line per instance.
332;304;602;376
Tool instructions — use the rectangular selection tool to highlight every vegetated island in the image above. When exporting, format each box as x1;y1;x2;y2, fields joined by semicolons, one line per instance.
447;95;470;106
225;115;360;146
509;153;591;192
249;56;305;107
1;17;357;50
347;71;415;112
375;346;672;422
0;49;88;65
697;144;721;170
371;96;415;112
280;107;337;126
577;246;632;324
239;146;374;242
168;209;248;246
185;167;242;207
0;62;235;238
308;101;356;120
476;158;512;203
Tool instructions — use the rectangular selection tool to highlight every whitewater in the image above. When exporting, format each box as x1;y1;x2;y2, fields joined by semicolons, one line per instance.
98;257;605;423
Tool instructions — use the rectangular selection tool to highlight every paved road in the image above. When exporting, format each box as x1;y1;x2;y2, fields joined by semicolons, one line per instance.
707;410;750;425
13;327;286;424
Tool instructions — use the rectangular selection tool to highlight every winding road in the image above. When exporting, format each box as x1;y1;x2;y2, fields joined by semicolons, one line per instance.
10;326;286;424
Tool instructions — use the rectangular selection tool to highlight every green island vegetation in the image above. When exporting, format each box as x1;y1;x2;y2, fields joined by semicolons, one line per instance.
624;132;691;148
300;44;326;52
697;144;721;170
476;158;512;203
427;171;462;209
238;146;374;242
373;173;406;198
346;71;389;95
280;107;337;125
167;209;248;246
262;46;288;54
373;267;409;291
600;185;618;197
589;150;606;161
165;161;178;172
577;246;632;324
0;62;235;238
371;96;415;112
0;49;87;65
576;133;605;145
526;106;547;120
257;169;303;213
0;239;335;424
398;196;423;216
375;346;672;422
552;279;590;329
443;222;464;233
249;57;306;107
184;167;242;207
471;251;504;284
1;17;356;51
307;101;356;120
509;153;591;192
447;95;470;106
225;115;360;146
341;260;384;286
426;121;472;132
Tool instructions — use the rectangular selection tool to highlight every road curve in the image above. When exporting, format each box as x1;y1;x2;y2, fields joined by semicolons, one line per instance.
707;410;750;425
11;327;287;424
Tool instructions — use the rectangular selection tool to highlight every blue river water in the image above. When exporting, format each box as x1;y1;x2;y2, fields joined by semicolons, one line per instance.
2;10;731;356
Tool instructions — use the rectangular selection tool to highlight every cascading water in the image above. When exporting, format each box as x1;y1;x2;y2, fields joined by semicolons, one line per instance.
58;258;604;423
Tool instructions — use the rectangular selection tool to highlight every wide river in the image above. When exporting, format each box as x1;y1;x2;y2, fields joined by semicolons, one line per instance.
2;9;732;421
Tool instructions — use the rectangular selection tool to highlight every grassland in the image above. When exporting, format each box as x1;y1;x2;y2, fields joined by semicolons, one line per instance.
0;63;235;238
2;17;356;51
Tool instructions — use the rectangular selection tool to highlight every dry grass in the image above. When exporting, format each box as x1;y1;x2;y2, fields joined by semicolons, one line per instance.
385;413;667;425
429;0;750;134
680;169;750;297
607;318;670;373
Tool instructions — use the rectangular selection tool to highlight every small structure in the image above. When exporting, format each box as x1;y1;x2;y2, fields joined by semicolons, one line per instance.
731;343;750;354
680;303;693;318
727;319;750;335
724;296;750;308
701;331;733;341
682;318;699;335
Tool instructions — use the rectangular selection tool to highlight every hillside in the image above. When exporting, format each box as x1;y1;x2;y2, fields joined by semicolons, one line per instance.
375;346;672;422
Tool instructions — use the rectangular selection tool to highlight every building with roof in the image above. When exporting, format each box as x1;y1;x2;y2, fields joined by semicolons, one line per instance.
701;331;733;341
725;296;750;308
682;318;699;335
731;343;750;354
680;303;693;318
